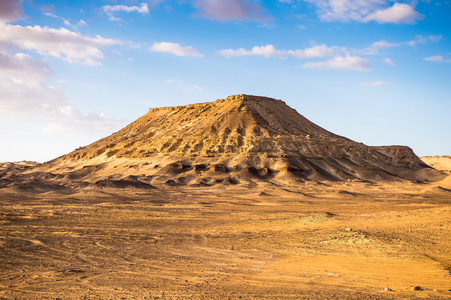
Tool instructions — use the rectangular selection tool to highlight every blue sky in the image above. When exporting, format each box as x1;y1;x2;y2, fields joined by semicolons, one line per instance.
0;0;450;162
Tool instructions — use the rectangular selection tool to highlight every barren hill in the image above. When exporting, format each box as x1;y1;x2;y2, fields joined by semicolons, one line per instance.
55;95;426;165
3;94;445;188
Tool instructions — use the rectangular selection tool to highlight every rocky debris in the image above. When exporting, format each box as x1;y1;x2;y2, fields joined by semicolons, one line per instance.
210;164;228;172
411;286;423;291
384;287;392;291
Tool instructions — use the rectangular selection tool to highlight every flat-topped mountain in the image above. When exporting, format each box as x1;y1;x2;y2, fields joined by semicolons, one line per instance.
2;94;445;189
62;94;345;160
56;94;426;166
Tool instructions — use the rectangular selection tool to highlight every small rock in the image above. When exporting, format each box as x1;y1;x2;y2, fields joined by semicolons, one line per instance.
345;228;352;232
411;286;423;291
229;246;234;250
384;287;392;291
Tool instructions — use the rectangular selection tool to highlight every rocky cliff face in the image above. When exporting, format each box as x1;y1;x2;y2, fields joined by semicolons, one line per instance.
13;94;443;186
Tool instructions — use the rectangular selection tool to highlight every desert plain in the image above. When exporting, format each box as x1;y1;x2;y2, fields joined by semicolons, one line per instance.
0;156;450;299
1;96;450;299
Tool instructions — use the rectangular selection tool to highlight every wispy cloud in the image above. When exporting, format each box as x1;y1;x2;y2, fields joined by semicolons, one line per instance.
301;0;423;24
218;44;344;58
101;3;149;21
150;42;204;57
357;35;441;55
166;79;204;93
0;0;22;22
301;55;371;71
192;0;272;22
424;55;443;62
358;40;398;55
0;23;121;66
0;51;121;133
359;81;388;87
382;57;395;66
406;34;441;46
43;12;88;30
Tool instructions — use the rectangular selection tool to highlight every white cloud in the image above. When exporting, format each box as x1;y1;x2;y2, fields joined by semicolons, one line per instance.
219;34;441;71
358;40;398;55
303;0;386;22
43;12;88;30
0;2;122;133
289;44;342;58
150;42;204;57
0;23;121;66
0;51;52;81
303;0;423;24
167;79;204;93
359;81;388;87
0;0;22;22
0;51;120;133
424;55;443;62
101;3;149;21
301;55;371;71
382;57;395;66
192;0;271;22
218;44;343;58
363;3;424;24
218;44;279;58
219;44;371;71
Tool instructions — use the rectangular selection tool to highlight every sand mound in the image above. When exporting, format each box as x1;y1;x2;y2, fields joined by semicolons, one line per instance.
0;181;70;194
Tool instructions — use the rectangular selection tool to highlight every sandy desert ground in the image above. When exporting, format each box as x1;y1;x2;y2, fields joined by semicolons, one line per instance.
0;157;450;299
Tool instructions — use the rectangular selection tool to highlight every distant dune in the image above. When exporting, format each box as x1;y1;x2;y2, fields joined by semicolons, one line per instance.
421;156;451;171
